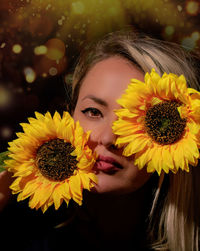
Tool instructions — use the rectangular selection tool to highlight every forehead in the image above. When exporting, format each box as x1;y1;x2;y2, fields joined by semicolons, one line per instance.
79;57;144;102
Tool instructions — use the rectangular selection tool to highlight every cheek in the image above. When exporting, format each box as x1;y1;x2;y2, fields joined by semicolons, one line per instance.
122;156;151;190
73;109;101;145
73;110;94;133
73;109;89;130
126;166;152;191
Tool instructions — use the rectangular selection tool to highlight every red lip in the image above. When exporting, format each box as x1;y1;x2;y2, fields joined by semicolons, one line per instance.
95;155;123;172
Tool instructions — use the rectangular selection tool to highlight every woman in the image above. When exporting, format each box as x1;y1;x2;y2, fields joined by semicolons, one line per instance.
69;29;200;251
1;29;200;250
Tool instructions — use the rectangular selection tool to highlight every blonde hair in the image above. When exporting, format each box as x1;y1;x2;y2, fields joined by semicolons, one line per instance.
71;29;200;251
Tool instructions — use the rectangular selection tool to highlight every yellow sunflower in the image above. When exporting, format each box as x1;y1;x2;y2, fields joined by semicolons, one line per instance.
112;69;200;175
5;111;97;213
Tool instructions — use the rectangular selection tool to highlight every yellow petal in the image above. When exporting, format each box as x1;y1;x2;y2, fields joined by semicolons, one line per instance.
52;183;67;210
122;136;149;156
135;147;152;169
69;174;82;205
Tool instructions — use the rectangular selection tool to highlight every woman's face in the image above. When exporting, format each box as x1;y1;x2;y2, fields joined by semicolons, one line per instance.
73;57;151;194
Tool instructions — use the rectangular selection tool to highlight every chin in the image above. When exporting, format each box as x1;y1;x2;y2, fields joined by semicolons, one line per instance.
91;172;135;195
91;168;152;195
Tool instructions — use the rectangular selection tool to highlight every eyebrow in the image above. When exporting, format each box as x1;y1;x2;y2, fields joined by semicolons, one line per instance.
81;95;108;107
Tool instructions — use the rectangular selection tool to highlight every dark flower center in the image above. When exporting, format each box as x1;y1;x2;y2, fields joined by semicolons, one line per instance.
36;138;77;181
144;101;187;145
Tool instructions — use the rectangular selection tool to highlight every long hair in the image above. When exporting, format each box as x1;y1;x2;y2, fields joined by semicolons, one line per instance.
71;29;200;251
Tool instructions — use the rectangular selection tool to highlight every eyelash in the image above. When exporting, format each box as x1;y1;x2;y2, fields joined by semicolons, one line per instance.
81;107;103;119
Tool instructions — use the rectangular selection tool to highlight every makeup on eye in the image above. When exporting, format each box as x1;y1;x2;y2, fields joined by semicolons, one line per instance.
81;107;103;119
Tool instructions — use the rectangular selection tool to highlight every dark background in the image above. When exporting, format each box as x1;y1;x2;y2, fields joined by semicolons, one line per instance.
0;0;200;151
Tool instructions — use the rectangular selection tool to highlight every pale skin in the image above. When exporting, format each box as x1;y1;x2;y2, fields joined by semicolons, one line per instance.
73;56;152;194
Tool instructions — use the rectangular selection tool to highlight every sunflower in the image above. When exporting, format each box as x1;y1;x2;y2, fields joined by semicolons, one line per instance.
112;69;200;175
5;111;97;213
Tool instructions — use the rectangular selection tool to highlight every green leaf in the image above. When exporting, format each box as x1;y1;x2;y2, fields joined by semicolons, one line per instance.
0;151;10;173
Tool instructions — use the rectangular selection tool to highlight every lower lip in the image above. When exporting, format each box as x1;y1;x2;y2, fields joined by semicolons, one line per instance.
95;161;120;172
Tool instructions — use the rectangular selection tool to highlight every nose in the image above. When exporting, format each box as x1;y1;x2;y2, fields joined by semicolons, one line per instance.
97;121;117;149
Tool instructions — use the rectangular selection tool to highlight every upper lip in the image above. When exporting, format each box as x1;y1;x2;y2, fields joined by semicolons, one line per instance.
97;155;123;169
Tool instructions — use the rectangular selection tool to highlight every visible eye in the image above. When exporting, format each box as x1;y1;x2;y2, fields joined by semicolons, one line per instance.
81;107;103;119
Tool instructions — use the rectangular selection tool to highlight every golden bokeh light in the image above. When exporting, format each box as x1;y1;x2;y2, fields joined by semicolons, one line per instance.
192;31;200;41
0;0;199;89
49;67;58;76
1;126;13;139
45;38;66;60
0;0;199;151
181;36;196;50
185;0;199;16
34;54;67;77
177;5;183;12
24;67;36;83
0;86;12;108
0;43;6;49
71;1;85;15
12;44;22;54
34;45;47;55
165;25;175;36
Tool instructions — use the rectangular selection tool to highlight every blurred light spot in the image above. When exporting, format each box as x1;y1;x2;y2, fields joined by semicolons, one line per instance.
0;86;12;108
46;4;52;10
24;67;36;83
165;25;175;36
71;1;85;14
192;31;200;41
42;73;48;78
34;53;67;77
185;0;199;15
0;42;6;48
181;36;196;51
58;16;65;26
12;44;22;54
177;5;183;11
58;19;63;26
34;45;47;55
64;74;73;85
49;67;58;76
1;126;12;139
45;38;66;60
